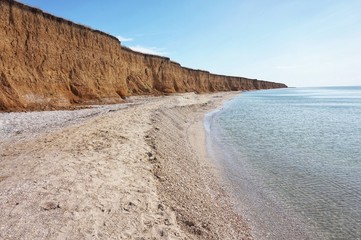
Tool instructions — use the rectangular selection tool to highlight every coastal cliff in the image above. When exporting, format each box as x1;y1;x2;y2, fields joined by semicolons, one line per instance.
0;0;287;111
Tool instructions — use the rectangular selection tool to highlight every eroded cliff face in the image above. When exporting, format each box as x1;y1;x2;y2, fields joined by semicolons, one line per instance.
0;0;287;111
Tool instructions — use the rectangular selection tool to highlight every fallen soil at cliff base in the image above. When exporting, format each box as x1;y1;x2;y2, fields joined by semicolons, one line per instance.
0;92;252;239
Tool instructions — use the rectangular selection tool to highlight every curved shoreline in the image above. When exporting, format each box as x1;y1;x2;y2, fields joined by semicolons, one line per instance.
205;91;327;240
0;92;251;239
147;92;252;239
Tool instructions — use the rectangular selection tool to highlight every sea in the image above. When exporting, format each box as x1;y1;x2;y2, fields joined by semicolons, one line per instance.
205;86;361;240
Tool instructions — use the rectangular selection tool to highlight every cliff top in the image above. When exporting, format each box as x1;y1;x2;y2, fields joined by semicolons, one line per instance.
3;0;281;85
4;0;119;42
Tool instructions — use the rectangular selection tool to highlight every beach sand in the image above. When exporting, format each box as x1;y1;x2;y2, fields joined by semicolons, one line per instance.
0;92;251;239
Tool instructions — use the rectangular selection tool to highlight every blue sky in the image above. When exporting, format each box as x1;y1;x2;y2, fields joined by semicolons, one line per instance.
19;0;361;87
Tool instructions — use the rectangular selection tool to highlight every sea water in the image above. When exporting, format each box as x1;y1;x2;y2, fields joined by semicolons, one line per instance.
205;86;361;239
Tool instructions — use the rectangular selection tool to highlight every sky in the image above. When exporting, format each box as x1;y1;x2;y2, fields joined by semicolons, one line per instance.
19;0;361;87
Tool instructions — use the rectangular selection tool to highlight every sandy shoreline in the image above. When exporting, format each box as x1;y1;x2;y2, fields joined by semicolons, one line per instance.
0;92;251;239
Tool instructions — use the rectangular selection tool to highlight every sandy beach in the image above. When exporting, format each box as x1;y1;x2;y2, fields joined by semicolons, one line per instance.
0;92;251;239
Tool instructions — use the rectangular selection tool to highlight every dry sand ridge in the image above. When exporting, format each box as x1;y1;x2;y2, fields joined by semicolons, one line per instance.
0;92;252;239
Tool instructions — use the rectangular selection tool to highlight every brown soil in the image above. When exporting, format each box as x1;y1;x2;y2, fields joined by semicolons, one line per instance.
0;0;286;112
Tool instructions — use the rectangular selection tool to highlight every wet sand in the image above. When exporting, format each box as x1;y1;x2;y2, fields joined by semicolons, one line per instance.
0;92;251;239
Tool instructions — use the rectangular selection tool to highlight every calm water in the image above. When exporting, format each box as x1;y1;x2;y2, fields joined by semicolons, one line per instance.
206;87;361;239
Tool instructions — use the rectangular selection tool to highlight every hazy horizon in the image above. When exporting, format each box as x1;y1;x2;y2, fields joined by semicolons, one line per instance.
19;0;361;87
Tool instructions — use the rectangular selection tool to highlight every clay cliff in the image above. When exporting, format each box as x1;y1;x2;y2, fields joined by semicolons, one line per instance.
0;0;287;111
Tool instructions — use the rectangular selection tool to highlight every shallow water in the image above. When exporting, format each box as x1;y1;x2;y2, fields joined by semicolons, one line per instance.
206;86;361;239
